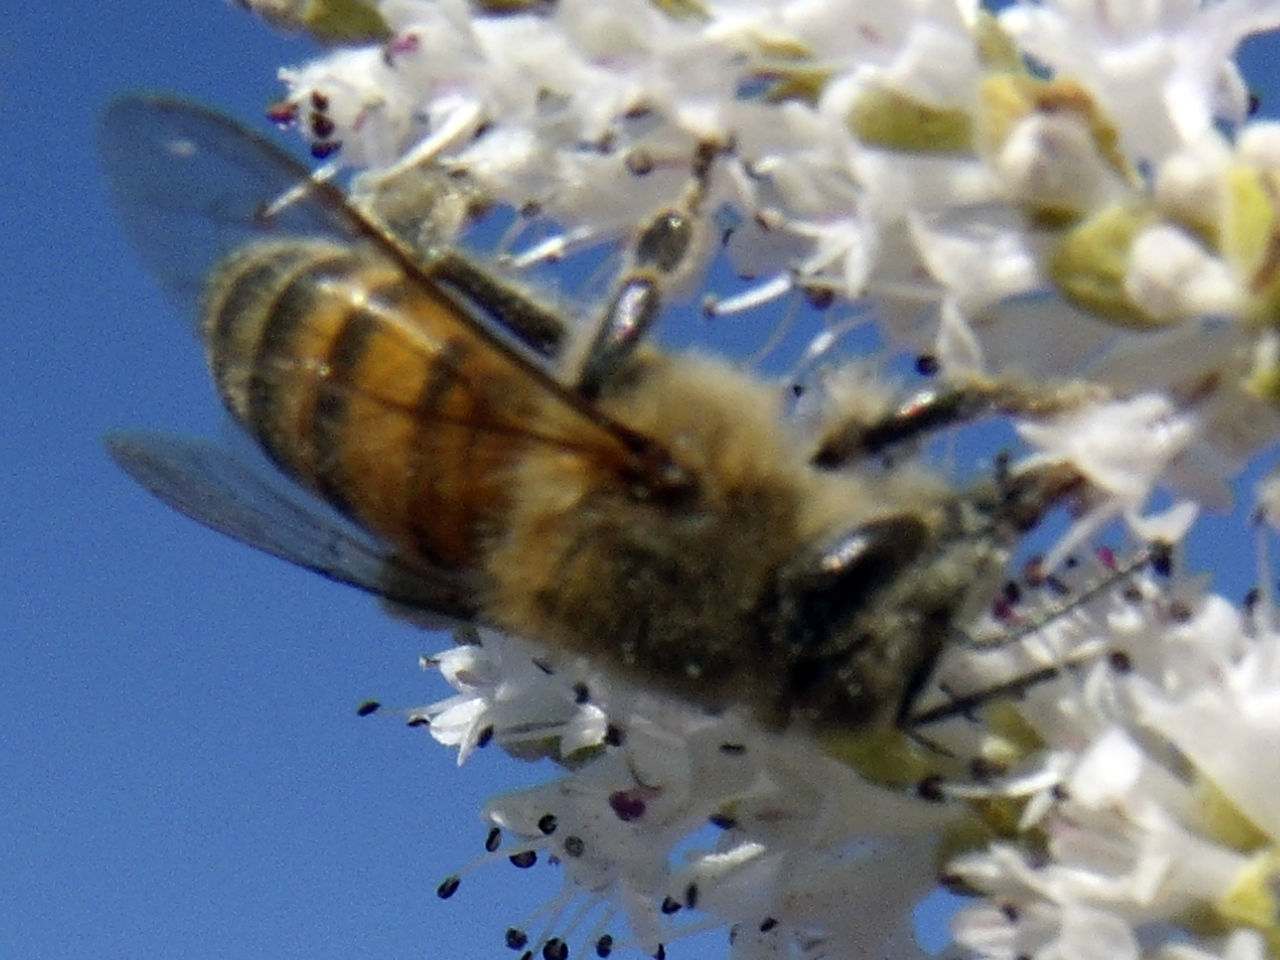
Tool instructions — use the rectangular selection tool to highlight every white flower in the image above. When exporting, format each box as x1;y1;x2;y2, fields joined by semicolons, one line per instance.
415;626;961;960
211;1;1280;958
942;568;1280;960
1124;224;1241;324
1015;393;1200;565
997;0;1280;152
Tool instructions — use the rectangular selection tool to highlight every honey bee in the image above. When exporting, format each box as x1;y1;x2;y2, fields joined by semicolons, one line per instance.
101;94;1083;738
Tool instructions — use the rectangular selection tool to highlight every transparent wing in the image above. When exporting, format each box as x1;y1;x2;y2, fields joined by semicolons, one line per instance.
98;94;673;477
98;94;358;327
107;431;479;619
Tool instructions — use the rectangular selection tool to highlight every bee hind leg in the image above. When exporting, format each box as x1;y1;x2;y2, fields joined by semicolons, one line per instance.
431;251;572;360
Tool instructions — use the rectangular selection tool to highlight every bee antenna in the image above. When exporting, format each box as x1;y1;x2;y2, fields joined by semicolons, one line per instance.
980;545;1158;651
905;545;1157;729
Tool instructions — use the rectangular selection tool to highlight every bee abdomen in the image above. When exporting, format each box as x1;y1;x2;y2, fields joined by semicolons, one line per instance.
204;239;367;484
202;238;509;568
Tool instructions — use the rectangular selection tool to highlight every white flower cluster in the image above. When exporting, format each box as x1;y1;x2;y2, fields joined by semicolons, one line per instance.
417;628;957;960
225;0;1280;958
415;552;1280;960
943;569;1280;960
262;0;1280;504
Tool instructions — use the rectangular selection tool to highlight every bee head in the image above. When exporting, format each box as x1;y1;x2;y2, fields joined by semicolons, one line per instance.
757;509;1005;731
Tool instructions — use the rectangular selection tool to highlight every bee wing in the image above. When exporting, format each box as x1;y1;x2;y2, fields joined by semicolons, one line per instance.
100;94;678;487
99;94;353;328
107;431;479;620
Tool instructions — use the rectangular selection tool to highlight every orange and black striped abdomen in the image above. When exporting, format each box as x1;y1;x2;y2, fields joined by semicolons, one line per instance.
202;237;581;570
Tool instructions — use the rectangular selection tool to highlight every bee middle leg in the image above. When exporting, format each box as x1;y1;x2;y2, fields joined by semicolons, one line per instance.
575;141;724;397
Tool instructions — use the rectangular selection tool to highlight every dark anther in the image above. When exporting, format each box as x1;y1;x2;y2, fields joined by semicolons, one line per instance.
1245;587;1262;612
266;100;298;126
801;285;835;310
310;112;336;140
914;354;940;376
626;150;655;176
968;757;1005;781
608;790;646;822
436;876;460;899
1149;541;1174;577
916;775;946;803
356;700;380;716
509;850;538;869
538;814;558;835
486;826;502;852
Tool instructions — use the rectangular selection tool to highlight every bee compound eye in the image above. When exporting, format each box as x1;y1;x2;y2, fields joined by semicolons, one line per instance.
816;517;929;581
778;515;931;649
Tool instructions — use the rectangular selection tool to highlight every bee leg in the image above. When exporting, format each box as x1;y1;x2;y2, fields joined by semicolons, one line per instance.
811;376;1100;469
430;251;571;360
767;515;939;730
905;654;1100;730
576;141;723;397
773;515;932;645
886;459;1088;734
904;472;1156;732
903;548;1152;730
575;212;695;396
993;459;1086;533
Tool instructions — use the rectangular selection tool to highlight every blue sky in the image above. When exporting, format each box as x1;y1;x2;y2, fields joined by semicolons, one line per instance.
5;5;1280;960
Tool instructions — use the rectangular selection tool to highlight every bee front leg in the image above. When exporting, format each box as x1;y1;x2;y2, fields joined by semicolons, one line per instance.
811;375;1103;469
